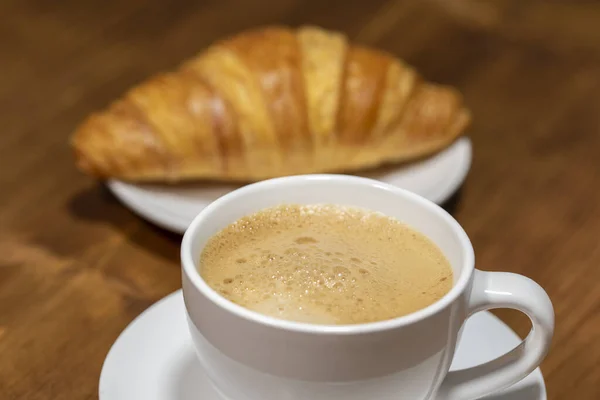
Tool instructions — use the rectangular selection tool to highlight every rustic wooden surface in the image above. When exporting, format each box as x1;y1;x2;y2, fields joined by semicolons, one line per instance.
1;0;599;398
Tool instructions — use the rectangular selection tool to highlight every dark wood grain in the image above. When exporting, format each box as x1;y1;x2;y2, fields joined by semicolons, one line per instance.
0;0;599;399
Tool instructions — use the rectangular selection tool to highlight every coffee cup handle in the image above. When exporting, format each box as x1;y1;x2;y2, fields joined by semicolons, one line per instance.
437;269;555;400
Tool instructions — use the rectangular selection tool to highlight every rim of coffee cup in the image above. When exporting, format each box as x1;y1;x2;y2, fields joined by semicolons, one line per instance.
181;174;474;334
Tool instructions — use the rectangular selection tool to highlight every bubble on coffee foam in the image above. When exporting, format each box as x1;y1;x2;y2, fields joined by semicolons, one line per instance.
295;236;318;245
333;266;350;278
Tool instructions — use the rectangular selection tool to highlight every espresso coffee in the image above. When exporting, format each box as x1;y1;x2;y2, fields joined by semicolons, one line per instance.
199;204;452;325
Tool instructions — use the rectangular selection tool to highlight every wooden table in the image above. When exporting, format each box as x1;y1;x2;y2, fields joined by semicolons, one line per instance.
1;0;599;398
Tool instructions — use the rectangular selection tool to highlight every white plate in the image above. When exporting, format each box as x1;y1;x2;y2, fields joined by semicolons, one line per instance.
99;289;546;400
108;138;472;234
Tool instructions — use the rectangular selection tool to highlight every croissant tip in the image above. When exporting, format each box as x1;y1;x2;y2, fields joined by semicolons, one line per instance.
70;126;107;180
445;108;471;147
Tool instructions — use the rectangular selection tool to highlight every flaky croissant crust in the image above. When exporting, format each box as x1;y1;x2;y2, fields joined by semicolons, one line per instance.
71;26;470;182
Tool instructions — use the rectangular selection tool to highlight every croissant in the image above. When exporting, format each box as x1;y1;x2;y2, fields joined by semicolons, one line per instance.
71;26;470;182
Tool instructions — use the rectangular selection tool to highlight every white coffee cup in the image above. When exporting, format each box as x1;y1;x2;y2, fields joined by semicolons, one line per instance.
181;174;554;400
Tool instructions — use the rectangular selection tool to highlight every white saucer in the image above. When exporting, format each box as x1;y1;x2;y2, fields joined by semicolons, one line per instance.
107;138;472;234
99;289;546;400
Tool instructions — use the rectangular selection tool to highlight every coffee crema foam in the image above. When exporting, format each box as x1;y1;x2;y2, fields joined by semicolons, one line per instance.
199;204;452;325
